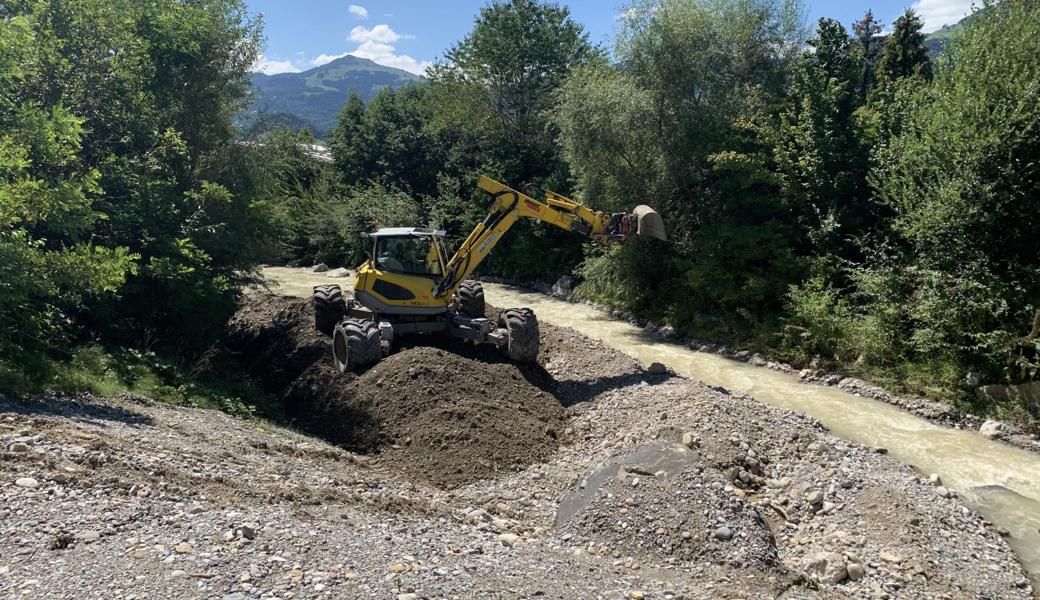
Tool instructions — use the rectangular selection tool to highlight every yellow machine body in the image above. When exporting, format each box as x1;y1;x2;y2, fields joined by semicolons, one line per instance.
351;176;666;317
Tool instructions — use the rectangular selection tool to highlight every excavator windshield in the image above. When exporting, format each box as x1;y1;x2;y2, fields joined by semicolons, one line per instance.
373;235;443;277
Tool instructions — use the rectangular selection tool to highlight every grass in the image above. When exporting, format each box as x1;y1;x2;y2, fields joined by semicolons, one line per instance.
2;345;282;421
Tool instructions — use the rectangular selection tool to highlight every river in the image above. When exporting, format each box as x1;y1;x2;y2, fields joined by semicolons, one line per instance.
261;267;1040;585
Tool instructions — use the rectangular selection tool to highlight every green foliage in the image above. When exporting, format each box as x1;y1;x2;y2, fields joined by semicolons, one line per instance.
876;9;932;84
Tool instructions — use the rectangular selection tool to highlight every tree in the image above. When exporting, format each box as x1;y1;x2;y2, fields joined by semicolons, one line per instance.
428;0;598;189
775;18;872;260
852;10;884;100
876;9;931;84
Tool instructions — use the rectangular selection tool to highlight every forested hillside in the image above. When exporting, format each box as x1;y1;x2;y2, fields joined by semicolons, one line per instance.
247;55;424;137
2;0;1038;426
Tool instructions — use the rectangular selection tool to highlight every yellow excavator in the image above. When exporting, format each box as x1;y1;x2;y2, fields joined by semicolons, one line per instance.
313;176;666;371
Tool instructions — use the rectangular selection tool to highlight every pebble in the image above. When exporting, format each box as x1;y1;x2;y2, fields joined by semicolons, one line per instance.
174;543;192;554
170;570;187;578
847;562;866;581
935;486;951;498
714;526;733;541
8;442;30;453
75;530;101;542
388;563;408;573
880;552;903;564
14;477;38;488
498;533;520;547
647;362;667;374
239;524;256;540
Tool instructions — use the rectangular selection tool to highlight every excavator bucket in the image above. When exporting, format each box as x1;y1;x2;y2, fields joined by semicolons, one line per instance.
633;205;667;241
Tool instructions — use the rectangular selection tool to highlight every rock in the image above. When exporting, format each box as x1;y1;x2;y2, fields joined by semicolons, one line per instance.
170;570;187;578
734;350;751;361
935;486;951;498
239;524;256;540
174;542;192;554
681;432;698;448
497;533;520;547
397;595;418;600
979;419;1004;439
928;473;942;486
803;552;848;585
630;592;645;600
647;362;667;375
654;325;676;338
75;530;101;543
310;263;328;273
714;526;733;541
965;371;982;387
847;562;866;581
388;563;408;573
805;490;824;505
551;275;574;298
879;552;902;564
325;267;351;278
7;442;30;453
749;353;767;367
14;477;39;488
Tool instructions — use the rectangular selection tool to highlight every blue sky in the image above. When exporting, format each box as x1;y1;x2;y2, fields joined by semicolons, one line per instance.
249;0;977;76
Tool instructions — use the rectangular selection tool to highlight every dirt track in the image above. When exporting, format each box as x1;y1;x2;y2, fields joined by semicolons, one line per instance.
0;293;1033;599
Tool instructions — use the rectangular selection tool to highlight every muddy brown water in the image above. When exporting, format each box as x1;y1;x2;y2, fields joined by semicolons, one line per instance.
261;267;1040;585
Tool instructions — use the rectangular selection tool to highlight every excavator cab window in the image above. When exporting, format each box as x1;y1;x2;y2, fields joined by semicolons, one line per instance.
373;235;442;277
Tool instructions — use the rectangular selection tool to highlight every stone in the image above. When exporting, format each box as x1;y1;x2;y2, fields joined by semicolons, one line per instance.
388;563;408;573
7;442;30;453
935;486;951;499
847;562;866;581
310;263;328;273
805;490;824;505
681;432;698;449
803;552;848;585
714;526;733;541
397;595;418;600
928;473;942;486
239;524;256;540
630;592;645;600
979;419;1004;439
75;530;101;543
647;362;667;375
170;570;187;578
551;275;574;298
497;533;520;547
749;353;767;367
879;552;902;564
325;267;351;278
14;477;38;488
175;542;192;554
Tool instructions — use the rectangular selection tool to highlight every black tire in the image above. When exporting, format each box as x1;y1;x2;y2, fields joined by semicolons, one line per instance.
314;285;345;337
332;318;382;372
457;280;486;317
498;308;539;363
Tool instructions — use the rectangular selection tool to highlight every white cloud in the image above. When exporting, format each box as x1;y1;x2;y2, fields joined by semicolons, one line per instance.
349;40;431;75
348;4;368;19
348;24;410;44
310;52;350;67
253;55;301;75
910;0;975;32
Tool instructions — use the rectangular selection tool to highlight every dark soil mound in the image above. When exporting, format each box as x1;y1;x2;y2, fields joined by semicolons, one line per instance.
225;294;568;488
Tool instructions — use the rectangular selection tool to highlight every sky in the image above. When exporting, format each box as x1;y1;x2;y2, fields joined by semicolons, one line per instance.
248;0;979;76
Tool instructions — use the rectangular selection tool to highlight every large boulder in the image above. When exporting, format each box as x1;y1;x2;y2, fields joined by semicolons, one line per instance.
311;263;328;273
979;419;1005;439
551;275;574;298
802;551;848;585
326;268;351;278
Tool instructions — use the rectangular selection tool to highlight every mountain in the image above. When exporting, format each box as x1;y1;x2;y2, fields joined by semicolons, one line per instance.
247;55;424;137
924;9;984;55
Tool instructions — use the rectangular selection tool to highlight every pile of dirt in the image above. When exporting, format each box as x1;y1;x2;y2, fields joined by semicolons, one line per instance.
225;294;567;488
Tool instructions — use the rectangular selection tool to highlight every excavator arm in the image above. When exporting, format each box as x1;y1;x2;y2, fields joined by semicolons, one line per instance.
433;176;665;299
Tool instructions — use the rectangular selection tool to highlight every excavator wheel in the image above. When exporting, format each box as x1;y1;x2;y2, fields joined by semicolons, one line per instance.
332;318;382;372
499;308;539;363
314;285;345;337
457;280;486;318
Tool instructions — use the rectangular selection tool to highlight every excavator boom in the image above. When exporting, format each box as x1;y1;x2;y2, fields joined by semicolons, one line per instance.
433;177;665;299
